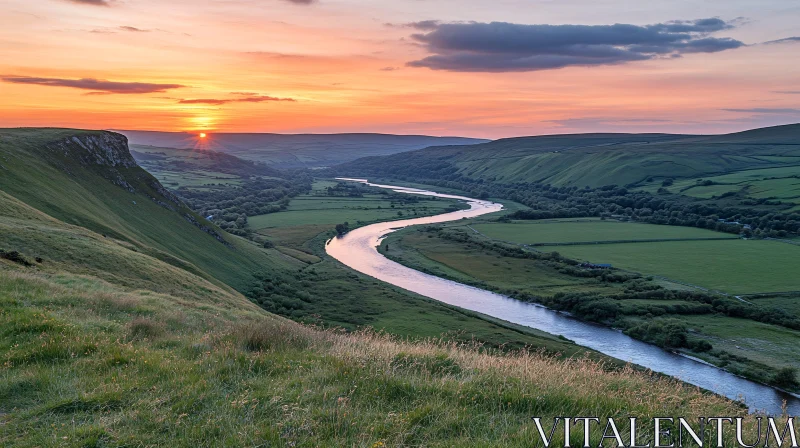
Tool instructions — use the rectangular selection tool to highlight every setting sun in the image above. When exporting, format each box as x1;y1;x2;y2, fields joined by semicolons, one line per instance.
199;133;207;139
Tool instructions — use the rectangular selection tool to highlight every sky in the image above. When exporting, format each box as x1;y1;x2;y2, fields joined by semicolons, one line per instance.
0;0;798;138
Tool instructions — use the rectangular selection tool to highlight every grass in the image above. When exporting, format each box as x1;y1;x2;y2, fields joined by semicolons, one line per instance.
382;229;617;298
0;267;744;447
250;196;462;230
554;239;800;294
471;219;734;245
0;129;295;292
336;124;800;188
384;224;800;391
678;315;800;370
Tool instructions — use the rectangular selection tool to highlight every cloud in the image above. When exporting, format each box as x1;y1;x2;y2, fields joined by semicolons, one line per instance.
178;95;296;105
65;0;111;5
723;108;800;114
763;36;800;45
1;76;185;94
406;18;747;72
282;0;316;4
119;26;149;33
380;66;399;71
773;91;800;95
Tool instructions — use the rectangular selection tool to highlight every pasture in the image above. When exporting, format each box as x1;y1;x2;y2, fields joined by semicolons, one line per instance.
471;219;733;245
554;239;800;294
250;192;461;231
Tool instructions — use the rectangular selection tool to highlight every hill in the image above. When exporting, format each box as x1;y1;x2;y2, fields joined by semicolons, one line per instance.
118;130;488;169
334;124;800;189
0;128;744;445
0;128;296;291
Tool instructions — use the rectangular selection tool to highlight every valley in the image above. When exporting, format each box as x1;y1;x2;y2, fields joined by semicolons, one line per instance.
2;126;799;445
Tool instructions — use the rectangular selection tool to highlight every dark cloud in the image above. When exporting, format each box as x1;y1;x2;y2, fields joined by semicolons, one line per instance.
65;0;111;5
282;0;316;4
1;76;185;94
723;108;800;114
773;91;800;95
380;66;399;71
764;36;800;45
406;18;747;72
178;95;296;105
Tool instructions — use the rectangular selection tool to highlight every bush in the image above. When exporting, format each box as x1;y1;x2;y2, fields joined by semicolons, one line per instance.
772;367;799;389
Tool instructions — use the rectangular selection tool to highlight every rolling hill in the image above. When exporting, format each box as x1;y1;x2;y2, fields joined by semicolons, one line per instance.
0;128;297;291
333;124;800;189
118;130;488;169
0;128;743;445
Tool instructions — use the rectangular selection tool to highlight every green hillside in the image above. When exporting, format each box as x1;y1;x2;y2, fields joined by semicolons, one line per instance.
0;128;296;291
0;128;746;445
336;124;800;188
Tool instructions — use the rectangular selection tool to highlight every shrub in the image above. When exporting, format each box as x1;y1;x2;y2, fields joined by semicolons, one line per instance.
772;367;799;389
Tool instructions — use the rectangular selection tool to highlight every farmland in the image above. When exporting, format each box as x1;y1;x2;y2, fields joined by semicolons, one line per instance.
250;180;465;244
383;221;800;388
554;239;800;294
472;218;734;245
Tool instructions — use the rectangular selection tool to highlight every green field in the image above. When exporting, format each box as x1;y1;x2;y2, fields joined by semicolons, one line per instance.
383;229;625;298
472;219;734;244
385;224;800;388
250;191;463;231
554;239;800;294
634;164;800;204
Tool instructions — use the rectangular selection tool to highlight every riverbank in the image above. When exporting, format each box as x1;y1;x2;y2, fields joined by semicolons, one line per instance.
326;178;800;415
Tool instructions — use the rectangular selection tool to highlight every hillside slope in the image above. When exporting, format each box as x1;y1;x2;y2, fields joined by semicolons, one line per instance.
0;128;745;446
334;124;800;188
119;130;489;169
0;128;297;291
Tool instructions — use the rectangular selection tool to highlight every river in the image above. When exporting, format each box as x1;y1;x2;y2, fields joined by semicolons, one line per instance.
325;178;800;415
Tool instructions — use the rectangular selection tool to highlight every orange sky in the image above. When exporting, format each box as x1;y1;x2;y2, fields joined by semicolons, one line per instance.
0;0;798;138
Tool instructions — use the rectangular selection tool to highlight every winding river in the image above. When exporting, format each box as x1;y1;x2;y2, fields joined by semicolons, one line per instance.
325;178;800;415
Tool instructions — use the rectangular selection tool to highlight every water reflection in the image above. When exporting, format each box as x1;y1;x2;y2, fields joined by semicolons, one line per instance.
326;178;799;415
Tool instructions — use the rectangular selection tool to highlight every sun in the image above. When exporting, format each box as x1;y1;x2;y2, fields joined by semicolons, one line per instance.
199;132;207;139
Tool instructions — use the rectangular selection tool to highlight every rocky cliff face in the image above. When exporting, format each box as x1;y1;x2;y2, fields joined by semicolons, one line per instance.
47;131;137;168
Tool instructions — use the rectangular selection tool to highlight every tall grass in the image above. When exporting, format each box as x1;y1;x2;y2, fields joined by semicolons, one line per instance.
0;267;749;447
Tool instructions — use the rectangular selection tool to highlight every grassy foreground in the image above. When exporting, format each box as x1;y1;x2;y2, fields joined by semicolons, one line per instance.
0;266;741;447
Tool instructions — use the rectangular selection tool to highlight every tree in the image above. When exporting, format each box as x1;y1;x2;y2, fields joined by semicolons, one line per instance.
772;367;799;389
335;222;350;235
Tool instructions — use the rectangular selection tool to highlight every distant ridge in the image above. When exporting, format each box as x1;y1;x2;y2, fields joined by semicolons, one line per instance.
332;123;800;188
116;130;489;169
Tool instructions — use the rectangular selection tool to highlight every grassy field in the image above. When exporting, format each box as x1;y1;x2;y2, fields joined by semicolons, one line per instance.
634;164;800;204
384;224;800;389
1;266;741;446
383;229;621;298
472;219;734;244
554;239;800;294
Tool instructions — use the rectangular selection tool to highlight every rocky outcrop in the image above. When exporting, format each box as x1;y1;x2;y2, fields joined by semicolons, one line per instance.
47;132;137;168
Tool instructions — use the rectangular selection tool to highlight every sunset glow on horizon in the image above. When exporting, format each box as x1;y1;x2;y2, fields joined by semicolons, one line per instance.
1;0;798;138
